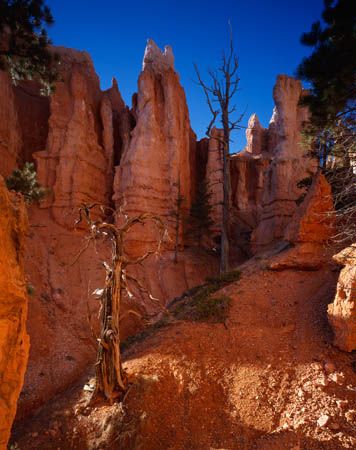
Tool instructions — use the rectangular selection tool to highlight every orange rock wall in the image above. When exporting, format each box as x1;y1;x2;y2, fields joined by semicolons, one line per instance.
328;245;356;352
0;43;217;422
0;177;29;450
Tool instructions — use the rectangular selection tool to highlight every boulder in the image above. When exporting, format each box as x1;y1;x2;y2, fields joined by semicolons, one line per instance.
328;244;356;351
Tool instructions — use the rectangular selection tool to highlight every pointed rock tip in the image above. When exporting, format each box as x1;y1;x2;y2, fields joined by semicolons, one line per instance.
248;113;261;128
111;77;118;90
143;38;174;72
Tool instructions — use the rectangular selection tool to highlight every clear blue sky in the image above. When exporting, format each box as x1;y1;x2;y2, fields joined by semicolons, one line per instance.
46;0;324;152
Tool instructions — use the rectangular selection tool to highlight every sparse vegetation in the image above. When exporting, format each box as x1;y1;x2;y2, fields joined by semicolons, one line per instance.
6;162;47;204
119;270;241;354
171;270;241;323
186;180;214;247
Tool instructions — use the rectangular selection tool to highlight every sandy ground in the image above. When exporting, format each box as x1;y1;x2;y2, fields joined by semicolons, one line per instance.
10;254;356;449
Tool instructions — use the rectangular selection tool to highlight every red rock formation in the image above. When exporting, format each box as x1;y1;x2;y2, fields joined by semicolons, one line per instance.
244;113;268;156
0;177;29;450
251;75;317;251
34;48;115;227
0;44;218;424
113;40;194;256
268;172;334;270
328;245;356;352
0;72;22;178
229;113;271;260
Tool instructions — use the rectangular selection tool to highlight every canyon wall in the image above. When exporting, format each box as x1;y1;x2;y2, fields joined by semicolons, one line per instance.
0;42;218;421
0;178;29;450
0;42;335;428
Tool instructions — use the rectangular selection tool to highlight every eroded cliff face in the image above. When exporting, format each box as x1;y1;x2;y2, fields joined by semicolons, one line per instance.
113;40;195;256
252;75;317;250
33;48;110;227
0;42;218;422
0;177;29;450
32;48;134;228
228;75;317;257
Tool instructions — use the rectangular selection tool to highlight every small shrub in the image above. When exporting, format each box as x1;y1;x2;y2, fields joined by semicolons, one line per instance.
120;271;241;353
6;162;47;204
194;295;232;322
9;443;20;450
172;270;241;323
26;284;35;296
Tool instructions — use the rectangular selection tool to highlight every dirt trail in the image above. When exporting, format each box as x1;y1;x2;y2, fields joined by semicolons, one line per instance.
10;256;356;449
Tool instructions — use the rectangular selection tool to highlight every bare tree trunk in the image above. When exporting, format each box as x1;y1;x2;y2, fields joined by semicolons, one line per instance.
221;120;231;273
73;205;167;405
193;22;244;274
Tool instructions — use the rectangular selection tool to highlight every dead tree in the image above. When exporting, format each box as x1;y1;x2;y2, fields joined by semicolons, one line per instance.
194;22;245;273
74;203;167;404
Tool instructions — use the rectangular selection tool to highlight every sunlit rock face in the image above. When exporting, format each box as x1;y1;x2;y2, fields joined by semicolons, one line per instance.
113;39;195;256
34;47;133;228
328;245;356;352
245;113;268;156
251;75;317;251
229;75;317;258
268;172;335;271
0;177;29;450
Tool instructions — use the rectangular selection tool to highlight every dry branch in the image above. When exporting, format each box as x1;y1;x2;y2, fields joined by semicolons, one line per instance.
74;203;168;404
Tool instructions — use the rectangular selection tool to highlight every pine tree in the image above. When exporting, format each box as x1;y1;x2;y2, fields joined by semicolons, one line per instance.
6;162;47;203
187;180;214;247
169;178;185;263
296;0;356;245
0;0;59;95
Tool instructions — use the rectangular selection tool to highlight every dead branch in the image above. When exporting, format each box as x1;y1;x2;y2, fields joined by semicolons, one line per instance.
73;203;168;404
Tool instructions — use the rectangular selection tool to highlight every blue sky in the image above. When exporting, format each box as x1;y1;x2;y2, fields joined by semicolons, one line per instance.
46;0;324;151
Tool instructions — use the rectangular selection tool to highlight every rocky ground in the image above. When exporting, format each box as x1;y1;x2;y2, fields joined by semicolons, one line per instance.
10;250;356;450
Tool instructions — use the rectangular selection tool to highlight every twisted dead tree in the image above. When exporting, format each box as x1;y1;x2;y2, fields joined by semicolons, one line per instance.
194;22;245;273
74;203;167;404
